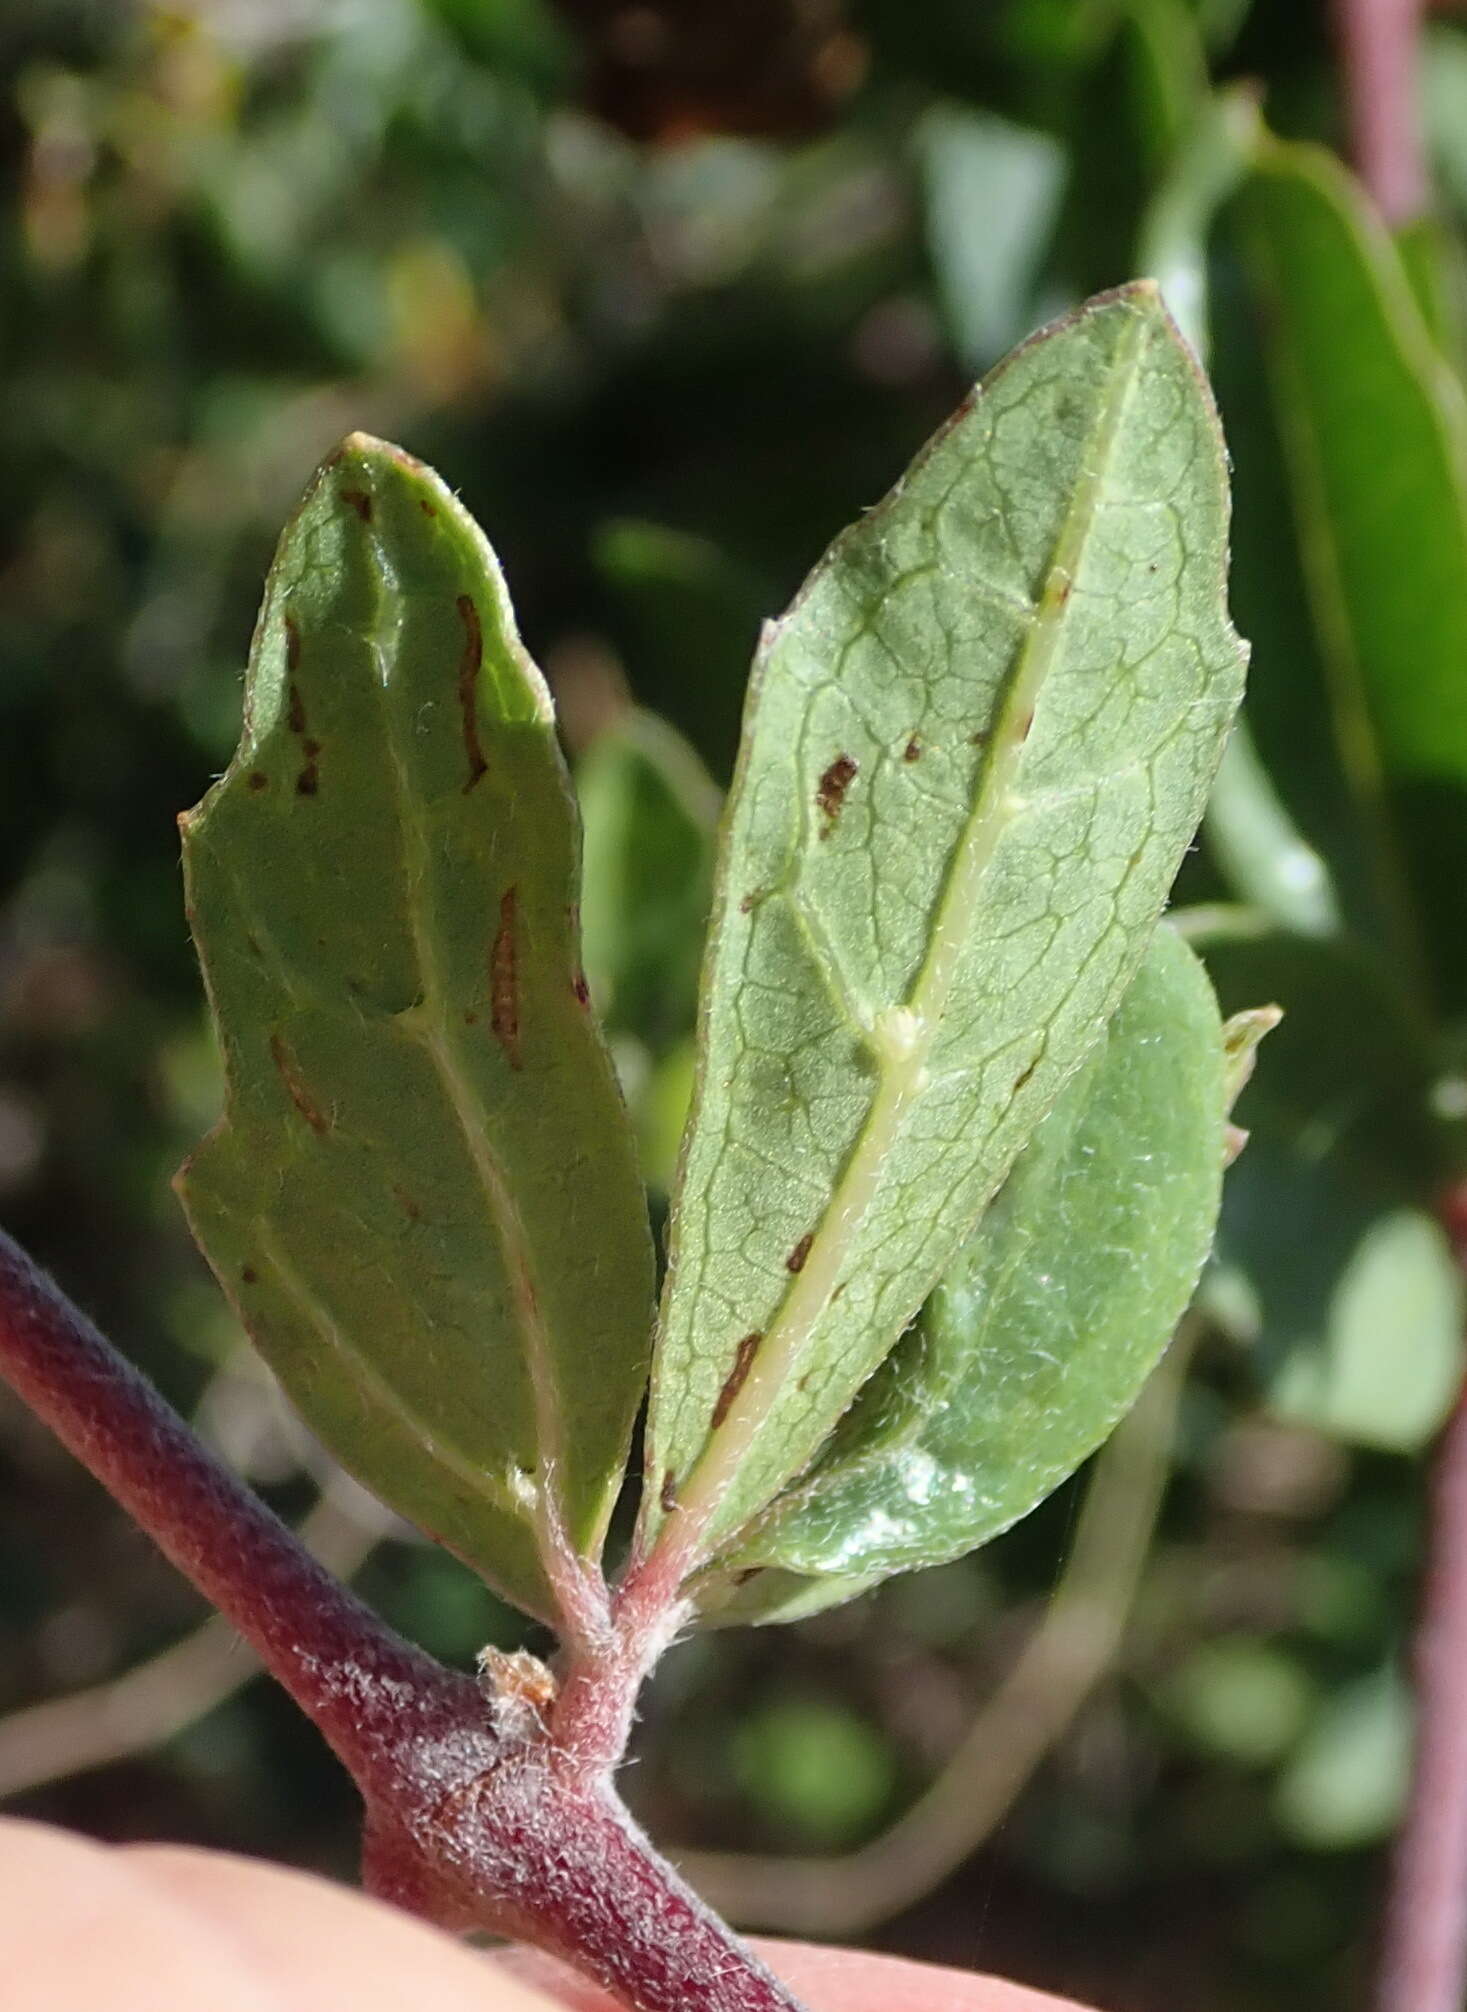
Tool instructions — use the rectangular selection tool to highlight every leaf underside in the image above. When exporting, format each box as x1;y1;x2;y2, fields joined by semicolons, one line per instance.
177;435;654;1624
700;924;1227;1625
643;282;1247;1567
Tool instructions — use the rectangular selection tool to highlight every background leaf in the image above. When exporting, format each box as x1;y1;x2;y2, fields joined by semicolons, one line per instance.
643;284;1246;1567
701;925;1227;1618
1235;135;1467;1014
577;708;719;1054
178;435;655;1624
1198;917;1461;1453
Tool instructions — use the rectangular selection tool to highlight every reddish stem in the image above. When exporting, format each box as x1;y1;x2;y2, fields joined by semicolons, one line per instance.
1376;1193;1467;2012
0;1227;465;1784
0;1229;805;2012
1330;0;1427;224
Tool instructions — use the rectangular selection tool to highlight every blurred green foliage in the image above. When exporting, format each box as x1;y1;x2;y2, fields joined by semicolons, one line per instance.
5;2;1467;2008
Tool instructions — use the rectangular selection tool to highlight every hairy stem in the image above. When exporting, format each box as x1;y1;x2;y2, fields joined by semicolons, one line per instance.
1330;0;1427;223
0;1479;389;1799
0;1228;467;1784
1375;1187;1467;2012
0;1228;806;2012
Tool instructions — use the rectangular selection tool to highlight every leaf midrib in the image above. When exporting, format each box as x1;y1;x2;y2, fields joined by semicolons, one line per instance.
660;305;1151;1565
360;525;573;1570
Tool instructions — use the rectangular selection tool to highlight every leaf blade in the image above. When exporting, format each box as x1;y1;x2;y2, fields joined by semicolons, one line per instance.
701;925;1229;1619
178;434;655;1624
1235;134;1467;1013
644;285;1247;1567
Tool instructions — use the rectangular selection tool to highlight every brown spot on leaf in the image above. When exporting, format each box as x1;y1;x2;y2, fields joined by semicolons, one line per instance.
1012;1056;1038;1094
739;890;762;914
969;728;989;748
787;1232;813;1274
247;771;269;793
296;736;321;796
240;1266;258;1285
1015;710;1034;742
904;735;923;762
393;1185;422;1222
287;681;307;734
418;498;437;517
712;1331;762;1428
573;971;591;1007
464;1009;478;1025
340;486;373;523
269;1033;328;1133
816;752;858;836
284;616;301;672
734;1568;761;1588
456;594;488;791
490;887;521;1069
831;1280;847;1301
660;1472;678;1514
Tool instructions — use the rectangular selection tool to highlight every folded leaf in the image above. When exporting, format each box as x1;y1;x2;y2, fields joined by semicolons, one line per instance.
699;925;1228;1623
642;284;1247;1568
177;435;655;1624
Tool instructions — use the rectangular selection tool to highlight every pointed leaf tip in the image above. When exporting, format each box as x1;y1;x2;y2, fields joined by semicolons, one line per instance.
642;286;1246;1574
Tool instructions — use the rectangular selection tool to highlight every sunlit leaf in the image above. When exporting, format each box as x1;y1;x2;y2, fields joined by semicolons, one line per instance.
178;435;655;1624
641;291;1246;1574
701;926;1227;1617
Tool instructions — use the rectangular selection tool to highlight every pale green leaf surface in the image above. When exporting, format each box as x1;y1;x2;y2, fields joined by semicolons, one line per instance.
920;104;1064;368
178;434;655;1623
1274;1667;1412;1850
644;286;1246;1564
698;926;1226;1622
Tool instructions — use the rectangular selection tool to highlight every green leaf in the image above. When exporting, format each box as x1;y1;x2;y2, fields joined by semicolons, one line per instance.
1205;720;1340;939
576;708;719;1054
1136;83;1258;363
699;926;1227;1619
592;521;769;781
1235;134;1467;1013
920;103;1064;368
1267;1208;1464;1451
1274;1666;1412;1851
1196;917;1460;1452
642;288;1246;1571
177;434;655;1625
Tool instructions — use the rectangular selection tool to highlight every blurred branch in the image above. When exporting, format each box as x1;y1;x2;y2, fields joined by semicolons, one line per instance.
1331;0;1427;223
673;1326;1192;1937
0;1230;462;1787
0;1478;393;1801
1376;1191;1467;2012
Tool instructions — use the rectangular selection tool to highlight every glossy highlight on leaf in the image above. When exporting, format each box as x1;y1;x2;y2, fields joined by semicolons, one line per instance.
700;925;1229;1622
177;434;655;1624
642;284;1247;1569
